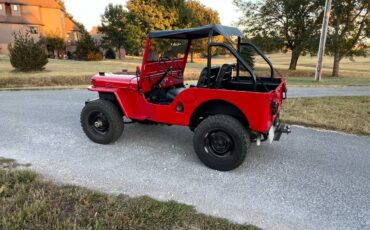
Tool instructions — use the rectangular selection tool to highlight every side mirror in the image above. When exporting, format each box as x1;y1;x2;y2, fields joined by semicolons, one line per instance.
136;66;141;77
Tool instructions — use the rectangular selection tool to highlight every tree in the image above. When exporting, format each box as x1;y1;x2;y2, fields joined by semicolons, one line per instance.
186;0;220;62
40;33;65;58
157;0;192;28
9;31;48;71
99;4;129;59
326;0;369;77
75;32;102;61
126;0;177;47
234;0;324;70
125;0;192;54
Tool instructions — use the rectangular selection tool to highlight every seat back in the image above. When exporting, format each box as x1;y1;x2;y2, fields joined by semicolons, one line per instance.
215;64;233;89
196;66;221;88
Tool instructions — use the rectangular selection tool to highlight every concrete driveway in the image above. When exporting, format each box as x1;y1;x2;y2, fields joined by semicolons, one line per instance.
0;90;369;230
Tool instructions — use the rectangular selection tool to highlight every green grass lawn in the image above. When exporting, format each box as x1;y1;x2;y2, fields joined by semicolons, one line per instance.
0;158;258;230
1;53;369;88
260;53;370;78
283;96;370;136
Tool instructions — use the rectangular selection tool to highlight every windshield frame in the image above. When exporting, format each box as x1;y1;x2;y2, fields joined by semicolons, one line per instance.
146;38;189;63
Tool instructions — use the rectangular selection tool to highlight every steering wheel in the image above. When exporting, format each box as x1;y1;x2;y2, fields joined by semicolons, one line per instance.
158;56;172;71
152;56;173;89
158;56;182;80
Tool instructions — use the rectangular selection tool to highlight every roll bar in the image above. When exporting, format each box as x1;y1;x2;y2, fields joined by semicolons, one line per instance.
206;31;276;90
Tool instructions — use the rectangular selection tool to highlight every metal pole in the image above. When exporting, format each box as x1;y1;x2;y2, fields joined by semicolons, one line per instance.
315;0;332;81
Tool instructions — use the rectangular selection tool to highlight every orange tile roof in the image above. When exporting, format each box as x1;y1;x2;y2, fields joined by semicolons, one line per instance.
0;0;63;10
90;26;99;35
65;16;78;32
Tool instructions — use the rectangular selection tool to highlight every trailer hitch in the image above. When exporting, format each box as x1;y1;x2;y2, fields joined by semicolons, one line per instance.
273;123;291;141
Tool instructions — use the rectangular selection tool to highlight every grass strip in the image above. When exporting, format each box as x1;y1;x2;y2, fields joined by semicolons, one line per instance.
1;55;369;88
283;96;370;136
0;158;258;230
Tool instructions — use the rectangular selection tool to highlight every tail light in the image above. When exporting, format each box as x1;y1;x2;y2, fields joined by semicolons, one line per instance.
271;101;279;115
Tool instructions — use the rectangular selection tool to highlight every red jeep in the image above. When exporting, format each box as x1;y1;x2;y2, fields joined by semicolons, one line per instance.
81;24;290;171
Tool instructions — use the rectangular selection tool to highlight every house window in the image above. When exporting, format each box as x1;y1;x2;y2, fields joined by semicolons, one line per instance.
11;4;21;16
0;4;5;16
74;32;79;41
29;26;38;34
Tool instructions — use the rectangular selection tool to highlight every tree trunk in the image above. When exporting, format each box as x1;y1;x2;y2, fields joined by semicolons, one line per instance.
117;47;121;60
190;50;194;63
332;51;341;77
289;49;300;70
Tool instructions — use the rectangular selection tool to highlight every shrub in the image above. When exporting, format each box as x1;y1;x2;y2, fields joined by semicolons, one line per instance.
39;34;65;59
105;48;116;59
87;51;103;61
75;33;101;61
8;32;48;71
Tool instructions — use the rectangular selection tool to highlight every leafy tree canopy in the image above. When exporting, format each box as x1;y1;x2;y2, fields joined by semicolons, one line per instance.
326;0;369;77
98;4;130;58
234;0;325;70
124;0;222;56
186;0;220;61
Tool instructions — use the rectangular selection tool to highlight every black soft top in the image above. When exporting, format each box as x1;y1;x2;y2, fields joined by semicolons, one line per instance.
148;24;243;40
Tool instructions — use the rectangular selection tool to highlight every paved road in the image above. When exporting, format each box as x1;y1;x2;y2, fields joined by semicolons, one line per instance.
1;90;370;230
288;86;370;98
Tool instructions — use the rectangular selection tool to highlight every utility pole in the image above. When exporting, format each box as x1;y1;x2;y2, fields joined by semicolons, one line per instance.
315;0;332;81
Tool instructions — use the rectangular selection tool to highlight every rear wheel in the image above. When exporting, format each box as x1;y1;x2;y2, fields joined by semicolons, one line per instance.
193;115;249;171
81;99;124;144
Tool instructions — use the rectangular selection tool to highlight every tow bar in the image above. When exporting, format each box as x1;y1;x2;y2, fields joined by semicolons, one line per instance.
273;123;291;141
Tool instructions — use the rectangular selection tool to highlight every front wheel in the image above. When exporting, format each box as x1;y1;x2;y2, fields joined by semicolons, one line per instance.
80;99;124;144
193;115;250;171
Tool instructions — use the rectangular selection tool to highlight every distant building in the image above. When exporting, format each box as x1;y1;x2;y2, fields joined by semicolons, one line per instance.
90;26;103;46
0;0;81;54
65;16;80;53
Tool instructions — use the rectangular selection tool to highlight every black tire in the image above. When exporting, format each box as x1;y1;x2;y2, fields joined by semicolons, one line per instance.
193;115;250;171
80;99;124;144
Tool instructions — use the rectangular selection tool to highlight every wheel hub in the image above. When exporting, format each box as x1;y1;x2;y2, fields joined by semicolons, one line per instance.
94;120;104;128
205;130;233;156
88;112;109;133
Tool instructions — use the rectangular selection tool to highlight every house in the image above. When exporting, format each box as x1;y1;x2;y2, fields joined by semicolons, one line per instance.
90;26;103;46
0;0;80;54
64;15;80;53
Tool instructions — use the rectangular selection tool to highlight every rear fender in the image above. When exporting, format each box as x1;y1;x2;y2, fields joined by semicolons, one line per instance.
189;100;249;131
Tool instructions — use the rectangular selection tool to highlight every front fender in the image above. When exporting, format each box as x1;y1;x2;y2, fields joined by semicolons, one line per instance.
88;86;128;116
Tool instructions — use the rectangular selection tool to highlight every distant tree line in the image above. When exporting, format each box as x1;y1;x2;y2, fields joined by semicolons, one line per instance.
234;0;369;77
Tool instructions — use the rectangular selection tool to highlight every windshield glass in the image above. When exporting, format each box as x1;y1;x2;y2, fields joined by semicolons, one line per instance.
147;39;188;62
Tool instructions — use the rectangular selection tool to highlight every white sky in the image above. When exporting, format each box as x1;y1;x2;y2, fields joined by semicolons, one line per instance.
63;0;242;32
